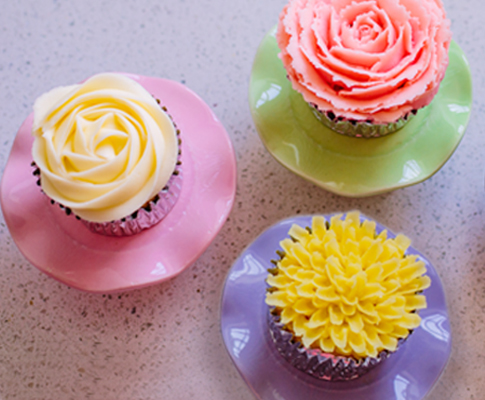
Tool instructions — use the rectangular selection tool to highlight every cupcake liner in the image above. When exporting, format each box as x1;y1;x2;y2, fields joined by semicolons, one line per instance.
267;308;393;381
33;160;183;237
82;166;183;236
309;104;416;138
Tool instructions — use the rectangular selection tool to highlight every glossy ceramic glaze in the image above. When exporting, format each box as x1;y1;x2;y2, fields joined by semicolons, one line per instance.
249;29;472;197
221;215;451;400
0;74;237;293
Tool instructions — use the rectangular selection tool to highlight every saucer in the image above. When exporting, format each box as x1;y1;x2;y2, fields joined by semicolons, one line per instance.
221;215;451;400
249;28;472;197
0;74;237;293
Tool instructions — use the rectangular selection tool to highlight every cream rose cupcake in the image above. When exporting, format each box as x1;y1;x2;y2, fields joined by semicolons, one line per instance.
31;73;182;236
265;211;431;380
277;0;452;137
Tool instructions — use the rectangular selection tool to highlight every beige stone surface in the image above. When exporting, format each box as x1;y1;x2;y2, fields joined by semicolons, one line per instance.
0;0;484;399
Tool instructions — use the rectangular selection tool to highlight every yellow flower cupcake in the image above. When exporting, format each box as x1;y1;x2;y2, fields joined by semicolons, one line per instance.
265;211;431;380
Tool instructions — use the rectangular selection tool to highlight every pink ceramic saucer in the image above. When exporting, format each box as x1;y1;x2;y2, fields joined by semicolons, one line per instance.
0;74;237;293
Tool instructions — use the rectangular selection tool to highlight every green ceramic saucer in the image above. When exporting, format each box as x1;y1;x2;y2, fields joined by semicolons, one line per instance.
249;28;472;197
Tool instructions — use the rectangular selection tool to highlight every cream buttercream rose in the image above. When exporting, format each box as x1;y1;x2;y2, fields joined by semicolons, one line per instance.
277;0;452;124
32;73;178;223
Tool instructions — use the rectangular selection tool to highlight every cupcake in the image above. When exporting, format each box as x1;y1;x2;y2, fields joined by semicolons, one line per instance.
276;0;452;137
265;211;431;380
31;73;181;236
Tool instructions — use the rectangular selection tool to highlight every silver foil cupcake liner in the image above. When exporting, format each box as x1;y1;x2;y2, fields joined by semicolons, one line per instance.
82;167;183;236
268;308;393;381
309;104;415;138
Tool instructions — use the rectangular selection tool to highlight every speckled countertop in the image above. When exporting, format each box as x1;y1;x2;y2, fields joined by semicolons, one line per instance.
0;0;484;399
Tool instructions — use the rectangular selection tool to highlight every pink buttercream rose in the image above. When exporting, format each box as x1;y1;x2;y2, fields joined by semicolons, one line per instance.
277;0;452;124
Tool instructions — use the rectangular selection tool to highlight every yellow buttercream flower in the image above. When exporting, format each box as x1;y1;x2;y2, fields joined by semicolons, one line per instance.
266;212;431;359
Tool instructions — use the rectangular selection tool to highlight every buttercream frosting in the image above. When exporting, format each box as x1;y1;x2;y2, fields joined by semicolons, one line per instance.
32;73;178;222
266;212;430;359
277;0;452;124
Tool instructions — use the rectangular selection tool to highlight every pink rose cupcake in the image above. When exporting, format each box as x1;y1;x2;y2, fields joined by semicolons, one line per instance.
31;73;182;236
277;0;452;137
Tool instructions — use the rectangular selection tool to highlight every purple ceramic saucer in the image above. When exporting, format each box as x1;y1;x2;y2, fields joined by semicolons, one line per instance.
221;214;451;400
